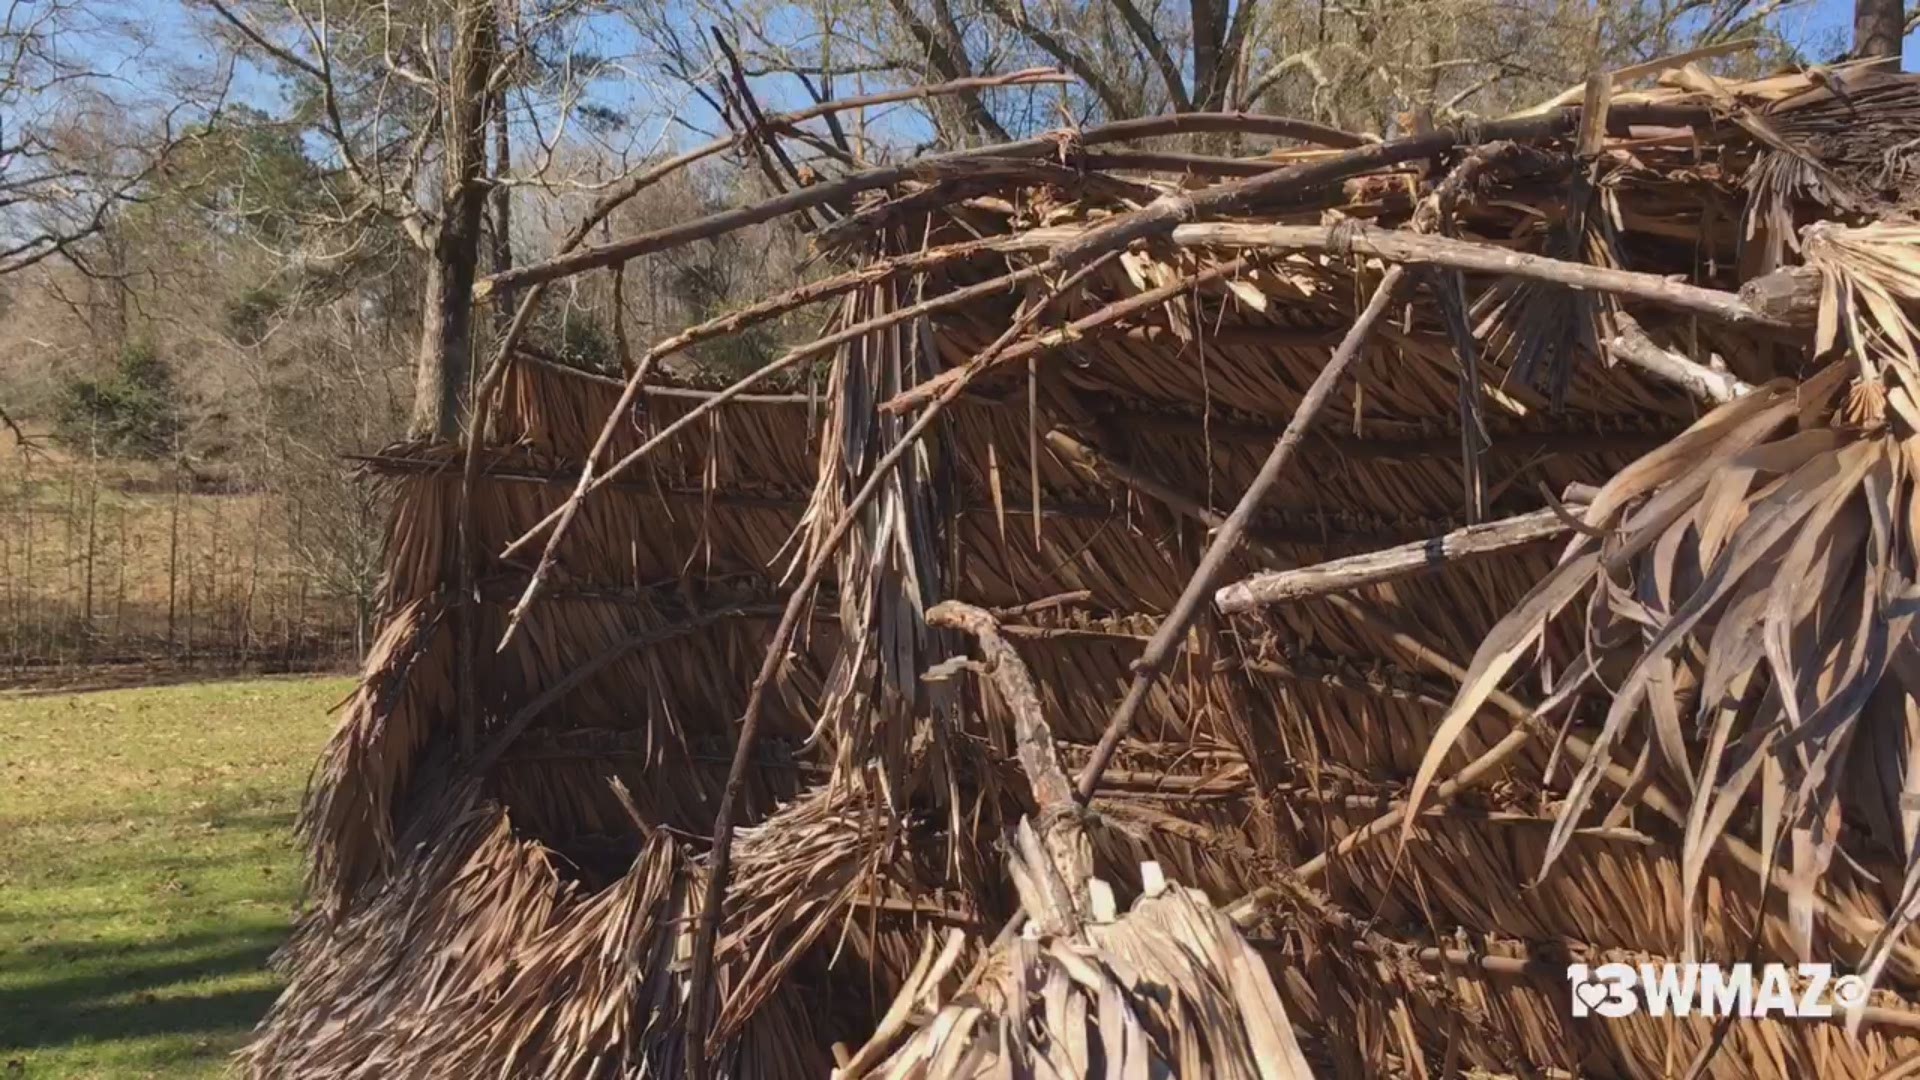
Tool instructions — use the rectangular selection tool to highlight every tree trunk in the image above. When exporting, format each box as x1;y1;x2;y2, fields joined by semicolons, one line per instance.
409;260;468;439
1190;0;1228;110
408;0;497;440
489;83;514;326
1854;0;1905;67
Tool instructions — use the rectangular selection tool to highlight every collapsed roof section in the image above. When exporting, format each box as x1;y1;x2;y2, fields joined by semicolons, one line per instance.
249;60;1920;1078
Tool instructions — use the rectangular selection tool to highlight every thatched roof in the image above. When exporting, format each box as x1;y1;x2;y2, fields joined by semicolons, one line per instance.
249;59;1920;1078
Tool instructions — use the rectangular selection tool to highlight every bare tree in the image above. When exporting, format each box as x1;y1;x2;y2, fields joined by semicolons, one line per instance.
636;0;1806;143
0;1;232;441
0;2;226;274
199;0;634;439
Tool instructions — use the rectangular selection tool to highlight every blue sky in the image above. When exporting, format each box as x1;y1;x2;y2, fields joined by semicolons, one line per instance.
99;0;1920;151
1784;0;1920;66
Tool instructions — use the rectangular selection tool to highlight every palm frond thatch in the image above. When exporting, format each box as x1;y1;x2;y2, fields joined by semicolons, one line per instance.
247;62;1920;1078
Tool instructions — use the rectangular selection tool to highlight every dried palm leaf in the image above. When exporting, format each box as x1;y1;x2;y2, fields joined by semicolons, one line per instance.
300;598;449;916
1472;165;1621;408
249;777;921;1078
801;279;960;802
840;844;1312;1080
1406;356;1920;1001
1805;221;1920;393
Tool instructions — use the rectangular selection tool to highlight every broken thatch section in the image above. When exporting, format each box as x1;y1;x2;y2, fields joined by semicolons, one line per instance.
248;59;1920;1078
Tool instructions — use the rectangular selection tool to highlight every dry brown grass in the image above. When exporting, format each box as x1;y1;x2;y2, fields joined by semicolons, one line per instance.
0;434;360;677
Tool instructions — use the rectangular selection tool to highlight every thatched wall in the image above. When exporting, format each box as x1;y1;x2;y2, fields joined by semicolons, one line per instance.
249;62;1920;1078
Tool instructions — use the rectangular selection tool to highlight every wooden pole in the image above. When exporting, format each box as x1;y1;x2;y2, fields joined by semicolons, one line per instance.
929;600;1091;936
81;448;96;661
492;236;1013;634
458;73;1075;709
480;158;1131;297
482;103;1714;296
506;103;1737;569
468;68;1071;301
167;468;180;654
925;600;1077;814
1214;505;1574;613
884;221;1781;413
499;246;1238;575
1152;222;1778;325
1043;105;1712;271
493;257;1057;567
1040;428;1291;558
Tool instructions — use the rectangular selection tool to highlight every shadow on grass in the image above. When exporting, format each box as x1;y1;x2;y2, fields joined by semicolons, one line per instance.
0;925;284;1055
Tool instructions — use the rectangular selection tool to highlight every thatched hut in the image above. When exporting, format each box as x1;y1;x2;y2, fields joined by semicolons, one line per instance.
247;59;1920;1077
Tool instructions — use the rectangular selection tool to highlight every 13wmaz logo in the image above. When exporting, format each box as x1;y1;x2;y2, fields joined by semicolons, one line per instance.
1567;962;1869;1019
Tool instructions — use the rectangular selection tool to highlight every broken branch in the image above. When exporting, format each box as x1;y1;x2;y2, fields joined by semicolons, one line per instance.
1214;504;1576;614
1606;314;1755;404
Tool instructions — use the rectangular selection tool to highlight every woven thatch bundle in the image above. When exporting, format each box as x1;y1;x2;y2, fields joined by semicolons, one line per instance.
248;58;1920;1077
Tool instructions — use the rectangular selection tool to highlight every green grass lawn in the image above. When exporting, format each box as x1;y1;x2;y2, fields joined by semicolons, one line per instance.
0;676;350;1078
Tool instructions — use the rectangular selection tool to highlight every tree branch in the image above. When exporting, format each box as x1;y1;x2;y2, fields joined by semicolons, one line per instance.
977;0;1131;118
201;0;324;79
476;106;1364;296
885;0;1012;141
1109;0;1192;110
885;216;1776;414
680;257;1112;1078
1605;314;1753;405
1214;505;1574;613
